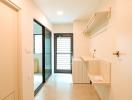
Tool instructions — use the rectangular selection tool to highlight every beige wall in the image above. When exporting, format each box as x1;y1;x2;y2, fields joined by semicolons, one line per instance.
73;21;90;57
109;0;132;99
10;0;52;100
73;0;132;100
79;0;132;100
53;24;73;33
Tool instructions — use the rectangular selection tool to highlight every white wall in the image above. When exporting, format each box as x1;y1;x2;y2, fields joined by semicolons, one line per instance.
10;0;52;100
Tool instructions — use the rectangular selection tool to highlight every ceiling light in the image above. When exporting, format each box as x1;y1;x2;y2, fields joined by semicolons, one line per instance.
57;11;63;16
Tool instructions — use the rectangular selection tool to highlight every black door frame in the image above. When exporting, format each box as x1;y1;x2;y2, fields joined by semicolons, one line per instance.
33;19;45;95
33;19;45;96
54;33;73;73
45;28;52;81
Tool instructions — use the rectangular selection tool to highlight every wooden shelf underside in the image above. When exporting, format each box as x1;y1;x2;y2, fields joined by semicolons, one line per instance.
88;74;111;85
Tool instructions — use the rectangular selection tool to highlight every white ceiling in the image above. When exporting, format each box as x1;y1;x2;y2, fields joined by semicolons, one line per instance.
33;0;105;24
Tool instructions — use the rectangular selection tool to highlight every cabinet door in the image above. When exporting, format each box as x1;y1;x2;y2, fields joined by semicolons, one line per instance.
72;61;78;83
0;1;18;100
72;61;90;83
82;62;90;83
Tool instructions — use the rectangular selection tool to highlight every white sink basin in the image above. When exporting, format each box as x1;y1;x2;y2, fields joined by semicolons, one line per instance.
80;56;99;62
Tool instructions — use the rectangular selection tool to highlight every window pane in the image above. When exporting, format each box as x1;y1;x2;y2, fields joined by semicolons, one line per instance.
57;37;71;53
33;22;42;34
35;35;42;53
45;29;52;80
57;54;71;70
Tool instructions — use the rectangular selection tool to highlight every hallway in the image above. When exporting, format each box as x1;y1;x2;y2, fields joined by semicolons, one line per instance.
35;74;100;100
1;0;132;100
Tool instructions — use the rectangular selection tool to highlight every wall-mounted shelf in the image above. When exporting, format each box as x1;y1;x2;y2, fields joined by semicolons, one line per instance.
83;10;111;36
80;56;111;85
88;74;111;85
87;59;111;85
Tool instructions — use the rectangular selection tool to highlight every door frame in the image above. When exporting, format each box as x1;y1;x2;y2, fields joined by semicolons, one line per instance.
45;27;52;81
54;33;73;73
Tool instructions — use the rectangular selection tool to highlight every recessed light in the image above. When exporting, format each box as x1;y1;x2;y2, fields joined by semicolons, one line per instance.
57;11;63;16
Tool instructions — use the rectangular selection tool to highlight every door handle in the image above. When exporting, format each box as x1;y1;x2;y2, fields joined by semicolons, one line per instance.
113;51;120;57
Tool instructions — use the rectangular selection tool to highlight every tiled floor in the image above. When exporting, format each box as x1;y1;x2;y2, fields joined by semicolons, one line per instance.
35;74;100;100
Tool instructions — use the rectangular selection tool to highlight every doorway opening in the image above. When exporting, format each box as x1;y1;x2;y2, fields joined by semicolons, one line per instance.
54;33;73;73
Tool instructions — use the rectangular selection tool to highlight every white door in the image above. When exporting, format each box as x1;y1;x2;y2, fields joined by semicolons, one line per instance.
0;1;19;100
111;0;132;100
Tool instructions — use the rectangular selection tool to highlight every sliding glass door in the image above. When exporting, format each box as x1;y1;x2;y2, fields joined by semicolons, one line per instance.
33;20;52;95
33;20;44;94
45;28;52;81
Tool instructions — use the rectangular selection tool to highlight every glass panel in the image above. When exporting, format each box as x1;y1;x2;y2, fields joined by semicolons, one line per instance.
57;37;71;53
33;22;42;34
33;21;43;91
57;54;71;70
55;35;72;72
35;35;42;53
45;28;52;80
